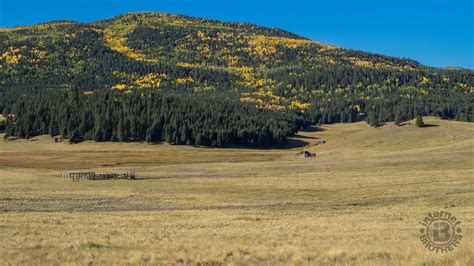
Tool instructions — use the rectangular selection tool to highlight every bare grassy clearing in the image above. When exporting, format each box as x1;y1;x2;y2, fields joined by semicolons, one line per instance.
1;117;473;265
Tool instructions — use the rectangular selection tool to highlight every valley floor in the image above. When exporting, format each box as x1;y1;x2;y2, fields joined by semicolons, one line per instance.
1;117;473;265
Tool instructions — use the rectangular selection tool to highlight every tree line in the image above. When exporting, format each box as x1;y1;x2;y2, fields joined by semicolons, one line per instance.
3;86;472;147
3;89;303;147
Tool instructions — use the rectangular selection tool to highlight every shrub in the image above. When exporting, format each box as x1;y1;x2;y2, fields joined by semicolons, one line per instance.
415;116;425;127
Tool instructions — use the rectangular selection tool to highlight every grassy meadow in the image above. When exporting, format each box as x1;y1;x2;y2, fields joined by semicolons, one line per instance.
1;117;473;265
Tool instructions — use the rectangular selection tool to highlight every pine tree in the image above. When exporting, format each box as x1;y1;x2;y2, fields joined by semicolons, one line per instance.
394;114;402;127
68;129;80;143
145;126;155;143
415;116;425;127
367;113;378;128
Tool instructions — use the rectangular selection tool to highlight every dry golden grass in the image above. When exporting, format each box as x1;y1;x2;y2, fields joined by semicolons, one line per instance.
1;117;473;265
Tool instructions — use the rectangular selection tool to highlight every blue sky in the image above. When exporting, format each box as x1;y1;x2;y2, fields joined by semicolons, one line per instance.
0;0;472;69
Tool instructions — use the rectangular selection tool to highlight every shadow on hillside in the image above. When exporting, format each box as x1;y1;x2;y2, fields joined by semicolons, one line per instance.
291;133;318;140
282;138;311;149
193;138;310;150
268;125;326;149
191;125;323;150
302;125;325;132
398;122;439;128
422;124;439;128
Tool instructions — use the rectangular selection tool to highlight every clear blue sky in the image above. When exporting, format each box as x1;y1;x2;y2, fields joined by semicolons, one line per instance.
0;0;472;69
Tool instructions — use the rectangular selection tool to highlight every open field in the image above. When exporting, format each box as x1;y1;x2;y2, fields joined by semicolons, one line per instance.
1;117;473;265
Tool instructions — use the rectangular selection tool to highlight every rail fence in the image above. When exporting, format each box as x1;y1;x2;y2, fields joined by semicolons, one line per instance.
61;170;136;181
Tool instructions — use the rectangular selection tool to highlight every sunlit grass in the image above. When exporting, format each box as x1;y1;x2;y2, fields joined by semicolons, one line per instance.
1;117;473;264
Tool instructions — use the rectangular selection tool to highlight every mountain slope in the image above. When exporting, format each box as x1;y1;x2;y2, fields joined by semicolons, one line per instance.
0;12;473;116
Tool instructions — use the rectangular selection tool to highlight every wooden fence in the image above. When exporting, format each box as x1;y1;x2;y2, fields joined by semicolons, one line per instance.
62;170;136;181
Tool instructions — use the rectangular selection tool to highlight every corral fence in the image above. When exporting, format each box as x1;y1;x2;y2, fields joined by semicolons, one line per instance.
61;170;136;181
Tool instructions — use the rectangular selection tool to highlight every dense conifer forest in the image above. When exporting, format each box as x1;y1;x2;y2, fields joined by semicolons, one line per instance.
3;89;302;147
1;12;473;146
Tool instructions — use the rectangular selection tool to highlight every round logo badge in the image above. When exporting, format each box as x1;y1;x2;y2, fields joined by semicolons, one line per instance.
419;211;462;253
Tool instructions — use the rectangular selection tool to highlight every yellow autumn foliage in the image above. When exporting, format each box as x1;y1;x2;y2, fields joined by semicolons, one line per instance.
193;85;216;92
27;48;47;63
1;47;23;64
197;45;212;58
244;78;275;88
175;77;194;84
420;76;429;84
197;31;211;41
216;31;234;40
353;104;361;112
228;56;240;67
240;95;289;111
419;88;428;95
112;84;127;90
324;57;336;64
349;57;416;72
103;29;157;63
290;101;311;111
112;71;138;80
133;73;164;88
240;97;255;103
247;35;312;56
317;42;337;52
239;87;309;111
456;83;474;92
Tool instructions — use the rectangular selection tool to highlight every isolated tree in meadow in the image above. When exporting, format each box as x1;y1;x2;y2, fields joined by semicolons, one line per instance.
145;127;153;143
367;113;378;128
68;129;80;143
415;116;425;127
394;114;402;126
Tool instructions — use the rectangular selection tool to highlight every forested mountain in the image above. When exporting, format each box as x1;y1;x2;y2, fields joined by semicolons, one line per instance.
1;12;473;146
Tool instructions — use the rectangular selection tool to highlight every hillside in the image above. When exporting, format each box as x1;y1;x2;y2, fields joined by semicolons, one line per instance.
1;12;473;146
1;13;473;106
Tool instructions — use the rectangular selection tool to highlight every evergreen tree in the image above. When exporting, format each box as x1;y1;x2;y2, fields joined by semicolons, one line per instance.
367;113;378;128
394;114;402;127
415;116;425;127
68;129;81;143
